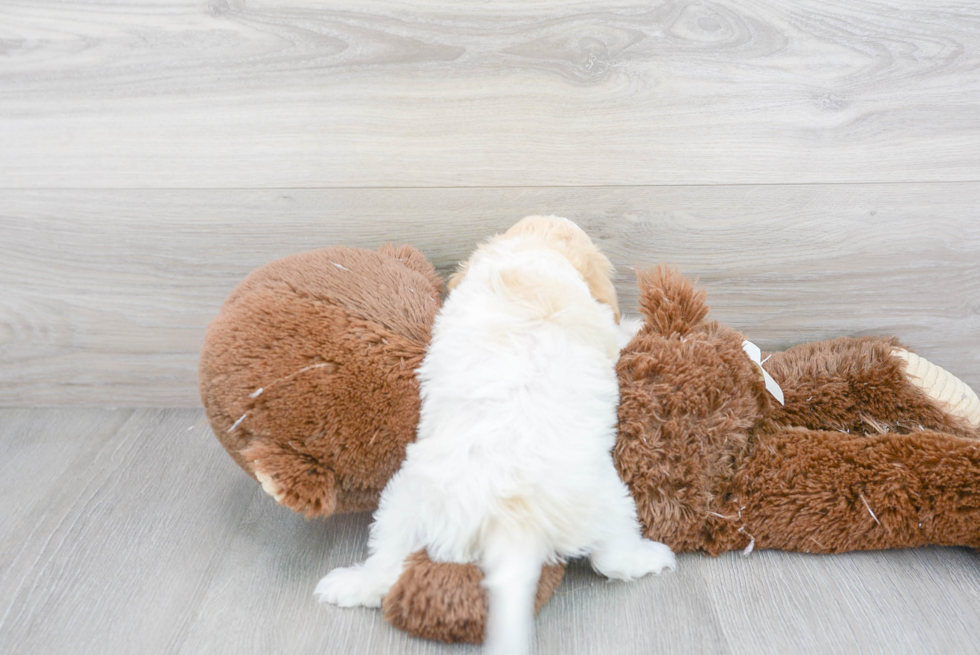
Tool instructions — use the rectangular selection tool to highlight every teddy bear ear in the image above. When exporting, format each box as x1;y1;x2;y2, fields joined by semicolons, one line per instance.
376;243;446;298
636;265;710;336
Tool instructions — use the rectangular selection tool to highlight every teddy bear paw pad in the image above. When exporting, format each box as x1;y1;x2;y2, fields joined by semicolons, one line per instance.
253;466;286;504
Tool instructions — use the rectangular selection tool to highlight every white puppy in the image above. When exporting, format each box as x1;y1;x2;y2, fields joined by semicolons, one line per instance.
315;216;675;654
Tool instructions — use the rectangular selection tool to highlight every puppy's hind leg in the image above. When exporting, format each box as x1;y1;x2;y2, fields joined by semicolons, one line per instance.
315;474;422;608
588;465;676;580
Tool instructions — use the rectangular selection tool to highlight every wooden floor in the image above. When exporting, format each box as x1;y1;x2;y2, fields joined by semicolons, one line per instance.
1;408;979;655
2;1;980;653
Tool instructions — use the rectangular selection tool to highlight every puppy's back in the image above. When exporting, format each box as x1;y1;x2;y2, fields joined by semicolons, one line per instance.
416;234;624;654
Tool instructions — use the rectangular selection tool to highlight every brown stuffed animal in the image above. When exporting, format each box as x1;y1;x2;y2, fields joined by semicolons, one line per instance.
616;266;980;557
200;247;980;644
199;244;443;517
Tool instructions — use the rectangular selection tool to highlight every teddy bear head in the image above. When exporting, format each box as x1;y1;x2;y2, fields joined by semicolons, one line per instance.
199;244;443;518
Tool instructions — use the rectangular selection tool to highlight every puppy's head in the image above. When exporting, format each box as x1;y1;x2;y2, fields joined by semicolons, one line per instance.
448;216;620;320
502;215;620;321
449;216;620;319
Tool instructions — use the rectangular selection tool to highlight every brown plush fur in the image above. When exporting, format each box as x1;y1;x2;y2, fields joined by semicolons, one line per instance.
615;266;980;556
382;551;566;644
615;268;768;554
199;244;442;517
201;254;980;644
731;428;980;553
761;337;978;439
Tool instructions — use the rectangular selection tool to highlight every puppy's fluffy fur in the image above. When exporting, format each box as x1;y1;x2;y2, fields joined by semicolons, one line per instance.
316;216;674;654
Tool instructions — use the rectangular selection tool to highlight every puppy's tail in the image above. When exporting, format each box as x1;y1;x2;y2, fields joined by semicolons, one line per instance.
481;525;547;655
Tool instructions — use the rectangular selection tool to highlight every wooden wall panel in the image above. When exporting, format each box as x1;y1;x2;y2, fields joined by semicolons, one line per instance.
1;1;979;187
2;184;977;405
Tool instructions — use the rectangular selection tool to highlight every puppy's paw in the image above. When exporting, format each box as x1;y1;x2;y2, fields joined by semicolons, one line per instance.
634;539;676;576
315;566;386;608
592;538;676;580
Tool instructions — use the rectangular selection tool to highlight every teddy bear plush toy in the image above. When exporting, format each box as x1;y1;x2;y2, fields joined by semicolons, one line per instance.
200;243;980;643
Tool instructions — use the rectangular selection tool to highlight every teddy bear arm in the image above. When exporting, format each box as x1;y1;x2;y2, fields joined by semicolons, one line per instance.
382;552;566;644
730;427;980;553
760;336;978;438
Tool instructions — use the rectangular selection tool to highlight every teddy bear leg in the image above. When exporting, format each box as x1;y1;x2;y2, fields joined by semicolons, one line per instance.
733;428;980;554
382;554;566;644
761;336;979;437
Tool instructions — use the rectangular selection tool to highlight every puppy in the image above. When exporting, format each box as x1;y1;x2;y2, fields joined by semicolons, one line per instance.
315;216;675;654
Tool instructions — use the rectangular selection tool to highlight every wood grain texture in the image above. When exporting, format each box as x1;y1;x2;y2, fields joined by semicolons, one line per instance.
702;548;980;655
2;408;980;655
1;1;979;187
0;409;257;655
0;408;136;609
2;184;978;406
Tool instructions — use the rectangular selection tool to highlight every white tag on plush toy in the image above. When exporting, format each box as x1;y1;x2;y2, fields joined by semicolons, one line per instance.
742;340;785;405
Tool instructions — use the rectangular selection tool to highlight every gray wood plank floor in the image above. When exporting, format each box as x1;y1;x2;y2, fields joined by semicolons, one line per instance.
2;408;979;655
